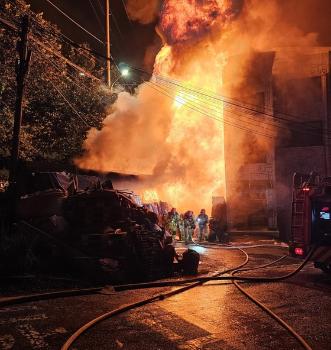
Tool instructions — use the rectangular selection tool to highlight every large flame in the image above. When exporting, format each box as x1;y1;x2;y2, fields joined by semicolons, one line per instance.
160;0;241;45
148;38;227;211
77;0;323;223
77;0;241;214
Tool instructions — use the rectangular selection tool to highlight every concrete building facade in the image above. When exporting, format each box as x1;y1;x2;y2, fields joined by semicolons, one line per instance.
223;48;331;240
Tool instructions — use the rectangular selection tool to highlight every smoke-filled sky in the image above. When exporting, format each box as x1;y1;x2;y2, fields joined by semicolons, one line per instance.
24;0;331;213
27;0;331;69
71;0;330;213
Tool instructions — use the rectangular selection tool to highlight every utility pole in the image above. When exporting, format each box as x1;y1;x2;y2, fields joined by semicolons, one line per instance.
105;0;111;87
8;15;31;221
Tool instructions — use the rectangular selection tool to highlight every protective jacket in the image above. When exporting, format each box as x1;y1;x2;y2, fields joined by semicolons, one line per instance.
184;214;196;229
197;213;209;227
166;211;180;232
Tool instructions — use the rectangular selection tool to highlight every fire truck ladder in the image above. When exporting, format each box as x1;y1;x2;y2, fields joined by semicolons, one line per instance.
291;187;306;244
291;173;314;245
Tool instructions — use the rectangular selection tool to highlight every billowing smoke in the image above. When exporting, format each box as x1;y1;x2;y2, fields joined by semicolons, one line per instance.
126;0;161;25
77;0;323;215
78;86;172;175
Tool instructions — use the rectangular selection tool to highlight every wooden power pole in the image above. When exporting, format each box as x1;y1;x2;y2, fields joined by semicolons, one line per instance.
8;15;31;219
105;0;111;87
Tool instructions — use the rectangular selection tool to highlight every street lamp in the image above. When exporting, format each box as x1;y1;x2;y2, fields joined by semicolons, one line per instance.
111;65;130;91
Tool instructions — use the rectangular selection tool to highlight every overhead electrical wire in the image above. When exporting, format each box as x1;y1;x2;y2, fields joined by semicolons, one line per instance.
0;14;105;83
30;19;101;64
139;79;277;139
87;0;104;34
147;78;326;138
125;63;326;137
150;80;286;136
43;52;107;128
153;78;325;141
1;15;326;141
153;72;325;130
116;75;279;139
120;0;133;26
95;0;104;14
4;0;104;64
47;78;91;128
147;73;328;140
42;0;104;45
26;21;324;140
111;10;125;39
118;74;324;141
1;7;329;142
131;64;325;126
152;75;328;141
1;0;327;131
37;45;94;93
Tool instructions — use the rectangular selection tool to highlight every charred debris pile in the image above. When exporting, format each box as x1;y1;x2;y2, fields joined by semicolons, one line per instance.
0;171;173;283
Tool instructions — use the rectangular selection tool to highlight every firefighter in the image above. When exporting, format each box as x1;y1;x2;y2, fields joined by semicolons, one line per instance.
160;212;168;229
184;210;196;244
196;209;209;242
166;208;180;245
178;213;185;241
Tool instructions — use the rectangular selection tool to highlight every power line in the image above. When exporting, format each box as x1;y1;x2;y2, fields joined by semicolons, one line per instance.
142;69;327;135
30;21;326;142
129;64;325;127
31;20;102;64
152;76;327;141
36;45;93;93
96;0;104;14
48;79;91;128
0;12;327;140
28;38;310;139
141;75;324;141
0;15;104;83
111;10;124;39
88;0;104;34
0;0;325;127
154;70;322;126
154;79;298;133
120;0;133;26
33;34;102;82
143;80;277;139
43;0;104;45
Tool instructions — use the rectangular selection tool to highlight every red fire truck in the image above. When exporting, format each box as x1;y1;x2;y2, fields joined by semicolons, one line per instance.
289;172;331;273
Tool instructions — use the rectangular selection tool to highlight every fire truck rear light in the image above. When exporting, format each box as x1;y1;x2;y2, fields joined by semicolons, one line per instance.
294;247;304;255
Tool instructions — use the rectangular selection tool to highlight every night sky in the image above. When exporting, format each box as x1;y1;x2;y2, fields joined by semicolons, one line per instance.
26;0;158;70
25;0;331;70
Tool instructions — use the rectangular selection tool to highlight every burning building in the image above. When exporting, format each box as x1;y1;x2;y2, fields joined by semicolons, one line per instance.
223;47;331;239
77;1;331;240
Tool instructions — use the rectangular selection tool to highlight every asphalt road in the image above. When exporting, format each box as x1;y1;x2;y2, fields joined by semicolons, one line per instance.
1;240;331;350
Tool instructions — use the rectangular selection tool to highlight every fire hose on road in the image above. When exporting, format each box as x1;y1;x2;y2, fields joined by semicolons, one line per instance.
61;244;318;350
113;243;316;291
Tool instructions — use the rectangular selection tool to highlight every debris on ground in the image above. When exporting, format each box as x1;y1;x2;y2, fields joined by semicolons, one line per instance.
0;171;188;283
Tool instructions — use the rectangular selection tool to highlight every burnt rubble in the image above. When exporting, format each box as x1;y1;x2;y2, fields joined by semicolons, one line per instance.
0;171;172;283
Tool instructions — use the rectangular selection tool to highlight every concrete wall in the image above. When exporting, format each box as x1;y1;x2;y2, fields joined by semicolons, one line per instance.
224;49;330;237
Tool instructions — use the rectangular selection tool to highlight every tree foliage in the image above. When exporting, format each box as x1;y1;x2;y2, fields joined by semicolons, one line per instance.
0;0;113;164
